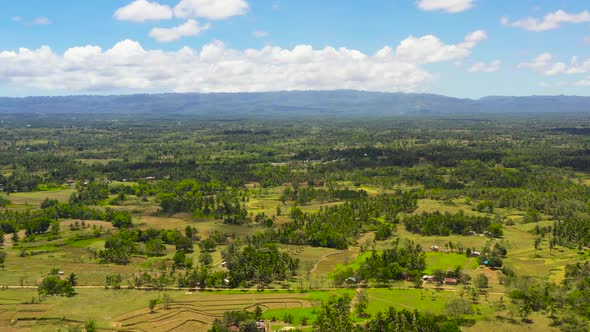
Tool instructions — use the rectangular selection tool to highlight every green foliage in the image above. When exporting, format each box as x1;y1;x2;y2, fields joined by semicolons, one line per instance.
199;252;213;267
445;298;473;319
333;240;425;285
38;275;76;297
474;274;489;289
313;295;354;332
208;309;261;332
148;298;158;313
85;320;97;332
199;238;217;252
252;194;416;250
403;211;492;236
0;196;10;207
223;243;299;287
172;250;192;269
374;223;395;241
354;290;369;317
475;200;494;213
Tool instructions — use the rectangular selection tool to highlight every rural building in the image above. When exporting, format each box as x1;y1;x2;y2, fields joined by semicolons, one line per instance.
422;275;434;282
256;321;267;331
444;278;458;285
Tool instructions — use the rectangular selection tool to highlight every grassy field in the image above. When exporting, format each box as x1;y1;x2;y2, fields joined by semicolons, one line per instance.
0;184;582;331
0;288;320;331
0;189;75;207
0;286;560;331
424;252;478;274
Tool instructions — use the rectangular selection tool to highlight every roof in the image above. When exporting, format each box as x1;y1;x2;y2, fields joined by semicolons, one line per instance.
444;278;458;284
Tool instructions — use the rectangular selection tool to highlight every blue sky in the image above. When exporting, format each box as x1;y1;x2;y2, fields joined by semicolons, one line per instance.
1;0;589;98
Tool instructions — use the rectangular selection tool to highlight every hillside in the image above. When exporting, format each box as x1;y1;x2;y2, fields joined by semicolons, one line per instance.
1;91;589;117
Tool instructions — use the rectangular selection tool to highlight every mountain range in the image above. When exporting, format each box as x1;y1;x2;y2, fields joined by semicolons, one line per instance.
1;91;589;117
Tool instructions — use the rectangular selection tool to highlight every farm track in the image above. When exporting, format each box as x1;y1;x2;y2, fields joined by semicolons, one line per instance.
0;285;508;295
308;250;348;275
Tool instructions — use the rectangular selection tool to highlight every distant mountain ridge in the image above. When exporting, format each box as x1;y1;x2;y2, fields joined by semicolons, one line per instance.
0;90;589;116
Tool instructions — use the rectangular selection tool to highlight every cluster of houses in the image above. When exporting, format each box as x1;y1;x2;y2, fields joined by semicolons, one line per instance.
429;245;481;257
229;321;267;331
65;176;157;186
422;275;458;285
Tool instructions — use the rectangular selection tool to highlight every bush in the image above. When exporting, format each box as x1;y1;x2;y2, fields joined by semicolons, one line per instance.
38;275;75;297
283;312;294;324
475;274;489;289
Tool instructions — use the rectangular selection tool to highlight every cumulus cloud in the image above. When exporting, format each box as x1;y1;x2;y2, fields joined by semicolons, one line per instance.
519;53;590;75
468;60;501;73
0;31;486;93
174;0;249;20
395;30;486;64
150;19;210;42
501;10;590;32
253;30;269;38
417;0;474;13
114;0;173;22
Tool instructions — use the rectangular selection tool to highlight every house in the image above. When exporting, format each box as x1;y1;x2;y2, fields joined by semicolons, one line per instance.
430;245;440;252
66;180;76;185
228;321;267;332
422;275;434;282
256;321;267;331
145;176;156;180
444;278;458;285
220;260;227;268
470;251;481;257
345;276;358;284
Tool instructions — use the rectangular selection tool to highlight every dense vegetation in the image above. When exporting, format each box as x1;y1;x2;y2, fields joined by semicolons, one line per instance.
1;111;590;331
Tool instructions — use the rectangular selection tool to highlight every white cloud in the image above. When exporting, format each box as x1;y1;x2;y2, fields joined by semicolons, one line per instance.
501;10;590;32
468;60;501;73
417;0;474;13
519;53;590;75
12;16;22;22
395;30;486;64
174;0;249;20
149;19;210;42
253;30;269;38
114;0;173;22
0;31;486;93
31;17;51;25
576;78;590;86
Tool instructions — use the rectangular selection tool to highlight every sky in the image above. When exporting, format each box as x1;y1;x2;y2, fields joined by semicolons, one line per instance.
0;0;589;98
